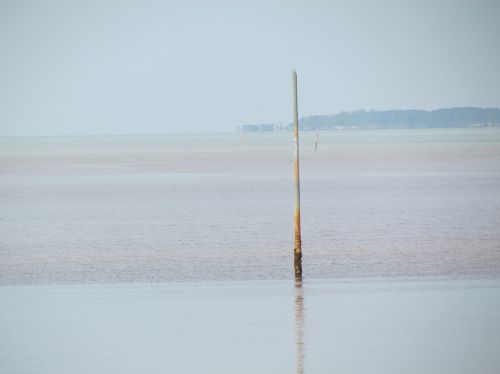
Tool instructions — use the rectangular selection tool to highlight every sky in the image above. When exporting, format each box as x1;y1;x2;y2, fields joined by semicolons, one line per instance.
1;0;499;136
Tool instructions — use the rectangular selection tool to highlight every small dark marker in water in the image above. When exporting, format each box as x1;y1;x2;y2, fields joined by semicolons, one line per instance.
314;127;319;152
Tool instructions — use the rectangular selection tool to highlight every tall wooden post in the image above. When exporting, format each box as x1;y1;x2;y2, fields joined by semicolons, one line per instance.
292;70;302;279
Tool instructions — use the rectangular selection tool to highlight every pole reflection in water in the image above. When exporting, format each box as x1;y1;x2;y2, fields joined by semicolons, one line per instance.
295;277;305;374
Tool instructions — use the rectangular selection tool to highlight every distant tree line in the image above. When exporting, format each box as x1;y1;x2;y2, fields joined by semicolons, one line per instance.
238;107;500;132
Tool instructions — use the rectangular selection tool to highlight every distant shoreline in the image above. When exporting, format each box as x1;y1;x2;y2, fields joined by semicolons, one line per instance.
238;107;500;133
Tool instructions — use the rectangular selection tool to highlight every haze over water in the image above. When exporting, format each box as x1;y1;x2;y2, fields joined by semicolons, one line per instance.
1;128;499;285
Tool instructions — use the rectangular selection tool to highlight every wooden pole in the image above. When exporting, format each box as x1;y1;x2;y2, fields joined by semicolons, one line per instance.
292;70;302;279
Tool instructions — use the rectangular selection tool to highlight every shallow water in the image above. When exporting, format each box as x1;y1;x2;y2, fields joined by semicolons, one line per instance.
1;278;499;374
1;129;500;284
2;129;500;373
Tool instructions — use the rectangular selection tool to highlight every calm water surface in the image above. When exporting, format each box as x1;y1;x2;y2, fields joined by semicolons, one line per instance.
1;129;500;373
1;129;499;284
1;278;499;374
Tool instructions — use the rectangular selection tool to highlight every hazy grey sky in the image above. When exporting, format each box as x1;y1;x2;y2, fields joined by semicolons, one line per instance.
1;0;499;135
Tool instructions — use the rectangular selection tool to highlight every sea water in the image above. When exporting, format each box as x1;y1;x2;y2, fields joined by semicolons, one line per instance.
1;129;500;373
1;279;499;374
1;129;499;284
